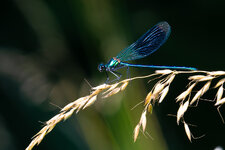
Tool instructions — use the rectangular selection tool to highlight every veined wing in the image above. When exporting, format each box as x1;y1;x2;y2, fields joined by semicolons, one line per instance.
116;21;171;62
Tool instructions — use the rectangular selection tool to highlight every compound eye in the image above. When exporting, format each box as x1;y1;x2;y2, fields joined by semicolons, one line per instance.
98;63;105;72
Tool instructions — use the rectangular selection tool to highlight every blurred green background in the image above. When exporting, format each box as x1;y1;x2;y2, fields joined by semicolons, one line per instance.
1;0;225;150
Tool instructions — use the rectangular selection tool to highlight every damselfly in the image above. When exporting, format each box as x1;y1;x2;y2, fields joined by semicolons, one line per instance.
98;21;196;81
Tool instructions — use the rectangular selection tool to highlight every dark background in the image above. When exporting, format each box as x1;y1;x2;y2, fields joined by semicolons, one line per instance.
0;0;225;150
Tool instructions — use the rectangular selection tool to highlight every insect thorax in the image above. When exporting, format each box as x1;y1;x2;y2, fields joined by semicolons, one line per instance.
106;58;120;70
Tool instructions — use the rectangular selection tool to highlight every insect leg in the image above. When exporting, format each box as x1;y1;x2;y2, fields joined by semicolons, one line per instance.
109;70;122;82
126;66;130;79
105;71;110;84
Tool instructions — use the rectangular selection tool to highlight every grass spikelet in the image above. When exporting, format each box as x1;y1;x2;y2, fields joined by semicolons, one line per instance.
152;82;165;96
215;97;225;106
147;103;153;113
159;85;169;103
155;69;173;75
176;91;190;102
152;82;166;102
177;101;189;125
61;102;76;112
92;83;110;90
201;81;211;94
176;82;196;102
46;123;57;133
140;111;147;131
190;90;202;105
184;122;192;142
61;97;84;112
145;91;152;105
103;81;129;98
214;78;225;88
165;74;176;85
103;83;119;94
36;130;47;145
27;140;37;150
83;95;97;109
120;81;129;91
103;87;121;98
188;75;206;81
190;81;210;105
208;71;225;76
216;86;224;102
32;126;48;139
198;76;214;82
76;98;89;113
46;114;61;124
64;108;76;120
133;124;140;142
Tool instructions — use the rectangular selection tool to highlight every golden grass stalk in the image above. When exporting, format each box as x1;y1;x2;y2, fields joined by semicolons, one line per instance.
26;69;225;149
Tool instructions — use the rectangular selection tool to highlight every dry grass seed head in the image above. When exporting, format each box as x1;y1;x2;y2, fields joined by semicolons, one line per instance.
177;101;189;125
26;91;101;150
29;69;225;149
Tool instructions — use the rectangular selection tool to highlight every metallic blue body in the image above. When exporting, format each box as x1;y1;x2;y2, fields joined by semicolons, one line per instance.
98;21;197;77
120;62;197;71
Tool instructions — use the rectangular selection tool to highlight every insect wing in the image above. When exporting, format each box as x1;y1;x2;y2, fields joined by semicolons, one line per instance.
116;21;171;62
